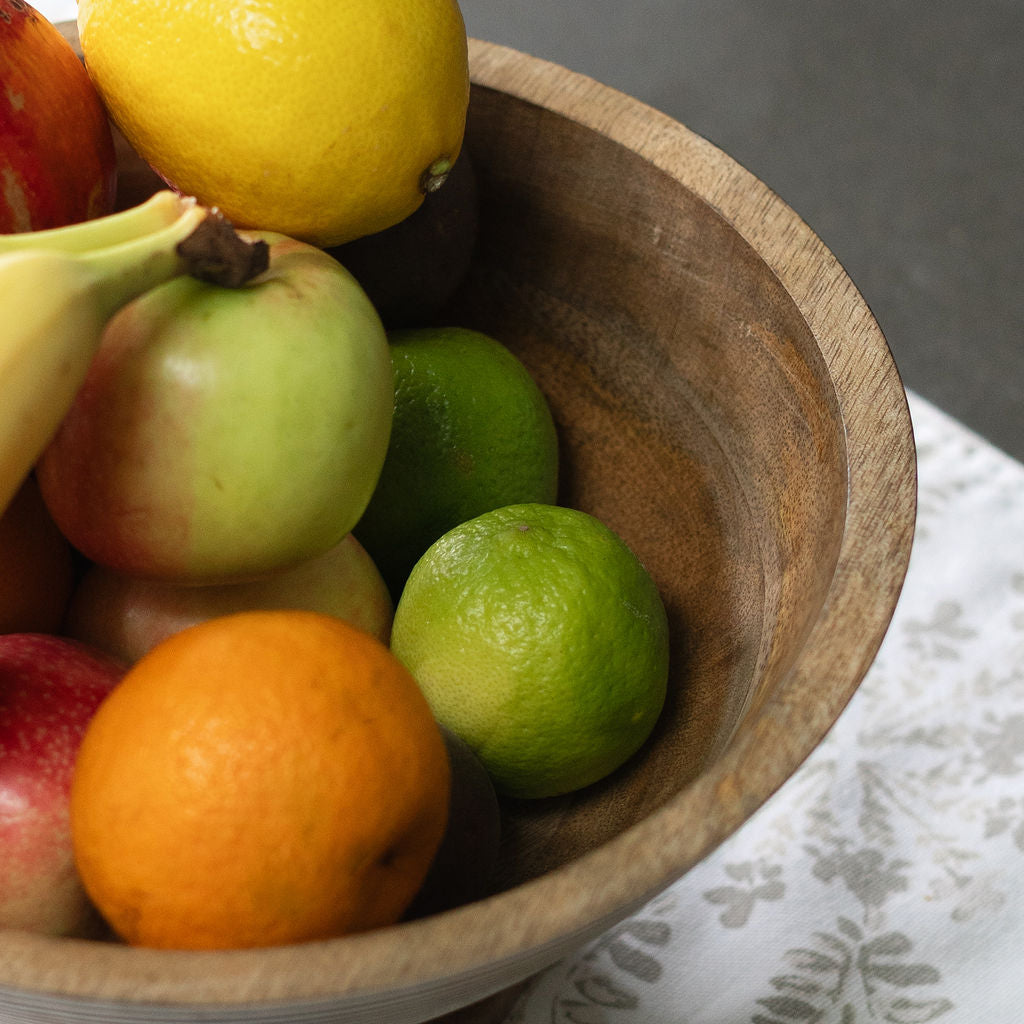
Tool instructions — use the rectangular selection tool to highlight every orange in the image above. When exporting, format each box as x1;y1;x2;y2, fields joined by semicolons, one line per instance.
69;610;449;950
0;475;74;634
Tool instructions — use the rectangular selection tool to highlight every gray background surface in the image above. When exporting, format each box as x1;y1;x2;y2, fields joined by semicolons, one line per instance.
461;0;1023;460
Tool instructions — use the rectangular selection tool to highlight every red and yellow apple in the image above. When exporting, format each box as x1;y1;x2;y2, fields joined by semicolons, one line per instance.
0;632;124;936
65;533;394;665
37;234;393;583
0;0;116;232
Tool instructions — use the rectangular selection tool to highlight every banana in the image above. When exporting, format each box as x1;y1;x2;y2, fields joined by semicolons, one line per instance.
0;190;186;255
0;191;268;517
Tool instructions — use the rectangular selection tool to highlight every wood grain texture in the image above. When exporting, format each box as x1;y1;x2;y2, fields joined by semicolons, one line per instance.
0;32;916;1024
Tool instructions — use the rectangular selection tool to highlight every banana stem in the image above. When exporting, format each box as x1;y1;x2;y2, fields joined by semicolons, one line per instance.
77;197;208;317
79;198;268;318
0;196;268;521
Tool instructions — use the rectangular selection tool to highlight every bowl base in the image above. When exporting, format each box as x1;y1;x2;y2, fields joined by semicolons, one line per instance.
430;980;531;1024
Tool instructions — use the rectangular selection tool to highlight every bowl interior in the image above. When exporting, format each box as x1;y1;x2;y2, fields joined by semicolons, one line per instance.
445;83;847;888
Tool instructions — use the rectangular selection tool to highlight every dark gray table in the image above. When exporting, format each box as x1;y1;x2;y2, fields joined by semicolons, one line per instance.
463;0;1023;461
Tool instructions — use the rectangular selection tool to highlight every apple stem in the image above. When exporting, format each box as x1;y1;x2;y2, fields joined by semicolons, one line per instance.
176;213;269;288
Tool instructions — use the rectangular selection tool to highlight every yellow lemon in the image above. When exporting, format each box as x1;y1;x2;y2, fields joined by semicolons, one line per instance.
77;0;470;246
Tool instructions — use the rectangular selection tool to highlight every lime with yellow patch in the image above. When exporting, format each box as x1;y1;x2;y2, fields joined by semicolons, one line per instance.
390;503;670;799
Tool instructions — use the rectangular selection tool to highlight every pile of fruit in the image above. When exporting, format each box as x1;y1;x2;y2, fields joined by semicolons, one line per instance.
0;0;671;950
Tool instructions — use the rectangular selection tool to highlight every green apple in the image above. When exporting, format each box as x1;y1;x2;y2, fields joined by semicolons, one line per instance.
64;533;394;666
37;234;393;582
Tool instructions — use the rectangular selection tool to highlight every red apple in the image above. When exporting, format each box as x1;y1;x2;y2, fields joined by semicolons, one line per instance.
0;0;116;232
0;633;124;935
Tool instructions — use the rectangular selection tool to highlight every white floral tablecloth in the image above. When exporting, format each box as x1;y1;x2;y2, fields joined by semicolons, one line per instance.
503;390;1024;1024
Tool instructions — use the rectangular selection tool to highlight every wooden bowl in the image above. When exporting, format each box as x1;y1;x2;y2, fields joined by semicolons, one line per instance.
0;36;916;1024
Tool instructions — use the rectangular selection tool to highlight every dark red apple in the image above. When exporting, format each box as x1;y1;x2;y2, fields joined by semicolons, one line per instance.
0;633;124;935
326;152;479;329
0;0;116;232
404;726;502;919
0;475;75;635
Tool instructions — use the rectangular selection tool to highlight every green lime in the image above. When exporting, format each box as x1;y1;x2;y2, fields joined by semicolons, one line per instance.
354;327;559;597
390;503;669;800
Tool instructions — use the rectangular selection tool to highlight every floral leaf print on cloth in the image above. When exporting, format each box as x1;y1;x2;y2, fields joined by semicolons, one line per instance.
548;902;676;1023
503;393;1024;1024
704;861;785;927
754;919;952;1023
